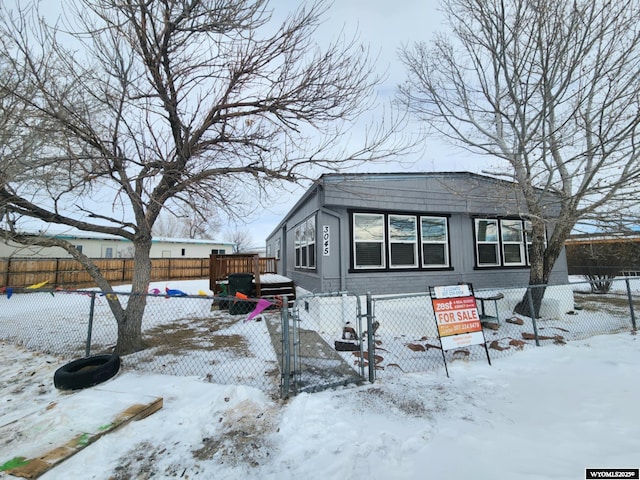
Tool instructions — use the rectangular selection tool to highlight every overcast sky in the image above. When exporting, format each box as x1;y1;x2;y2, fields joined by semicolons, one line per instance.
4;0;495;247
243;0;489;247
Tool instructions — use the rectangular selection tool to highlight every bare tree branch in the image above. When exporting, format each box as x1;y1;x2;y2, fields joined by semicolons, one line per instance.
399;0;640;314
0;0;411;353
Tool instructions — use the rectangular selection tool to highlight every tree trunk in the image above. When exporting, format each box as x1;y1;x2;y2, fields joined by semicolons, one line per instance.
514;219;569;318
514;277;547;318
114;235;152;355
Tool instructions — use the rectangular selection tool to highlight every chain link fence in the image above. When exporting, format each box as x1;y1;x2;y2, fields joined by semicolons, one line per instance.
0;288;282;396
0;278;637;398
368;278;638;379
369;292;459;377
284;292;366;396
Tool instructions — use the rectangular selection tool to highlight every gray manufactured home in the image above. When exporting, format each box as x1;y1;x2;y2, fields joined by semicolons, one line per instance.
265;172;569;296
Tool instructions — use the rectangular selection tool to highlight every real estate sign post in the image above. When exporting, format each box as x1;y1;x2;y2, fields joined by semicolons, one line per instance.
430;284;491;376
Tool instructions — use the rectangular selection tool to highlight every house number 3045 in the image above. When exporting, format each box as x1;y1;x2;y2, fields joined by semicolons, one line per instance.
322;225;330;256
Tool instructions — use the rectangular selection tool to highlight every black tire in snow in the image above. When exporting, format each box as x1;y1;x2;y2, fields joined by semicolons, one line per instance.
53;354;121;390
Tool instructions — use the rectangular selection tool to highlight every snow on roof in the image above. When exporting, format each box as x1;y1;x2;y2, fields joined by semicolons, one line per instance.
20;229;233;246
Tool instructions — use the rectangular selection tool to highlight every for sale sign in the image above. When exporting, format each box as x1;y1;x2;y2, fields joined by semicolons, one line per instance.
433;296;481;336
431;285;487;351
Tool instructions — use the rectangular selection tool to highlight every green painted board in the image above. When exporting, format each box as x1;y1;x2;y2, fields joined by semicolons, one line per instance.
0;388;163;479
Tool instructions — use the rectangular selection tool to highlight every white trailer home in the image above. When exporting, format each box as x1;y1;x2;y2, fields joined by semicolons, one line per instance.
0;231;234;259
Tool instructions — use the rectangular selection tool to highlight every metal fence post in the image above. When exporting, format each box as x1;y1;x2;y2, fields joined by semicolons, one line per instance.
527;287;541;346
85;291;97;357
625;278;637;331
290;296;300;393
280;296;290;398
366;292;375;383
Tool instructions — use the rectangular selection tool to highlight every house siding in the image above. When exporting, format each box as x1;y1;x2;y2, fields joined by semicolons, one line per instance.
322;174;531;215
265;172;568;296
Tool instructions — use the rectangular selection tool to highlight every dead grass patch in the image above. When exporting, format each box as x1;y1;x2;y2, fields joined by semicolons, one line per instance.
574;292;634;312
192;400;278;468
355;386;428;417
143;317;250;357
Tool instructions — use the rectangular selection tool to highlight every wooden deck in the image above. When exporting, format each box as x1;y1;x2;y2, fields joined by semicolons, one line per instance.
209;254;295;302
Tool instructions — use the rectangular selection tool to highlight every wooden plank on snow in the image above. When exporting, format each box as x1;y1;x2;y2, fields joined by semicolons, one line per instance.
0;389;163;479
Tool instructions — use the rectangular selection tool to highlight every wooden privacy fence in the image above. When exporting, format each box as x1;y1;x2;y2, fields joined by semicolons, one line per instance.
0;257;210;289
209;254;277;296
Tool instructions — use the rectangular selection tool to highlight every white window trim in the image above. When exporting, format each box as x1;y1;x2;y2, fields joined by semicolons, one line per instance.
420;216;450;268
475;217;544;267
388;214;418;268
295;216;316;270
293;225;302;268
306;217;316;268
524;220;548;265
353;213;386;269
501;219;526;266
352;212;451;270
475;218;500;267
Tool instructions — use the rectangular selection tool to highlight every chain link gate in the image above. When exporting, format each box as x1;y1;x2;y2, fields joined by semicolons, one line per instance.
279;292;368;397
2;281;636;399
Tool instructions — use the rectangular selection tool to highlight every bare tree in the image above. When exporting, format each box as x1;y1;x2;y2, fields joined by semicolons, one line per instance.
0;0;406;353
225;228;253;253
152;213;190;239
153;204;221;240
398;0;640;315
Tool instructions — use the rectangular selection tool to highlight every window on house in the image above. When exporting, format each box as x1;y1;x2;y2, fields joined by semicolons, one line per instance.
102;246;114;259
181;248;186;257
352;212;450;270
475;219;500;266
389;215;417;267
501;219;526;266
294;226;301;267
275;238;281;260
475;217;541;267
295;215;316;269
524;221;533;263
306;218;316;268
353;213;385;268
74;245;83;253
300;222;308;267
421;216;449;267
523;220;546;264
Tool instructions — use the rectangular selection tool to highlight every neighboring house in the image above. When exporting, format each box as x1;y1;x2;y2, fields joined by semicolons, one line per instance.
0;231;234;259
265;172;569;296
239;246;268;257
565;233;640;277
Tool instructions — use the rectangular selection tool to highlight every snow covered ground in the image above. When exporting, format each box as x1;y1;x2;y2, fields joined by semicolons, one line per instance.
1;279;639;479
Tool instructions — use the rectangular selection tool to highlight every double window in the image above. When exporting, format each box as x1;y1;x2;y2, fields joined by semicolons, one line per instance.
475;218;535;267
352;212;449;270
294;216;316;269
